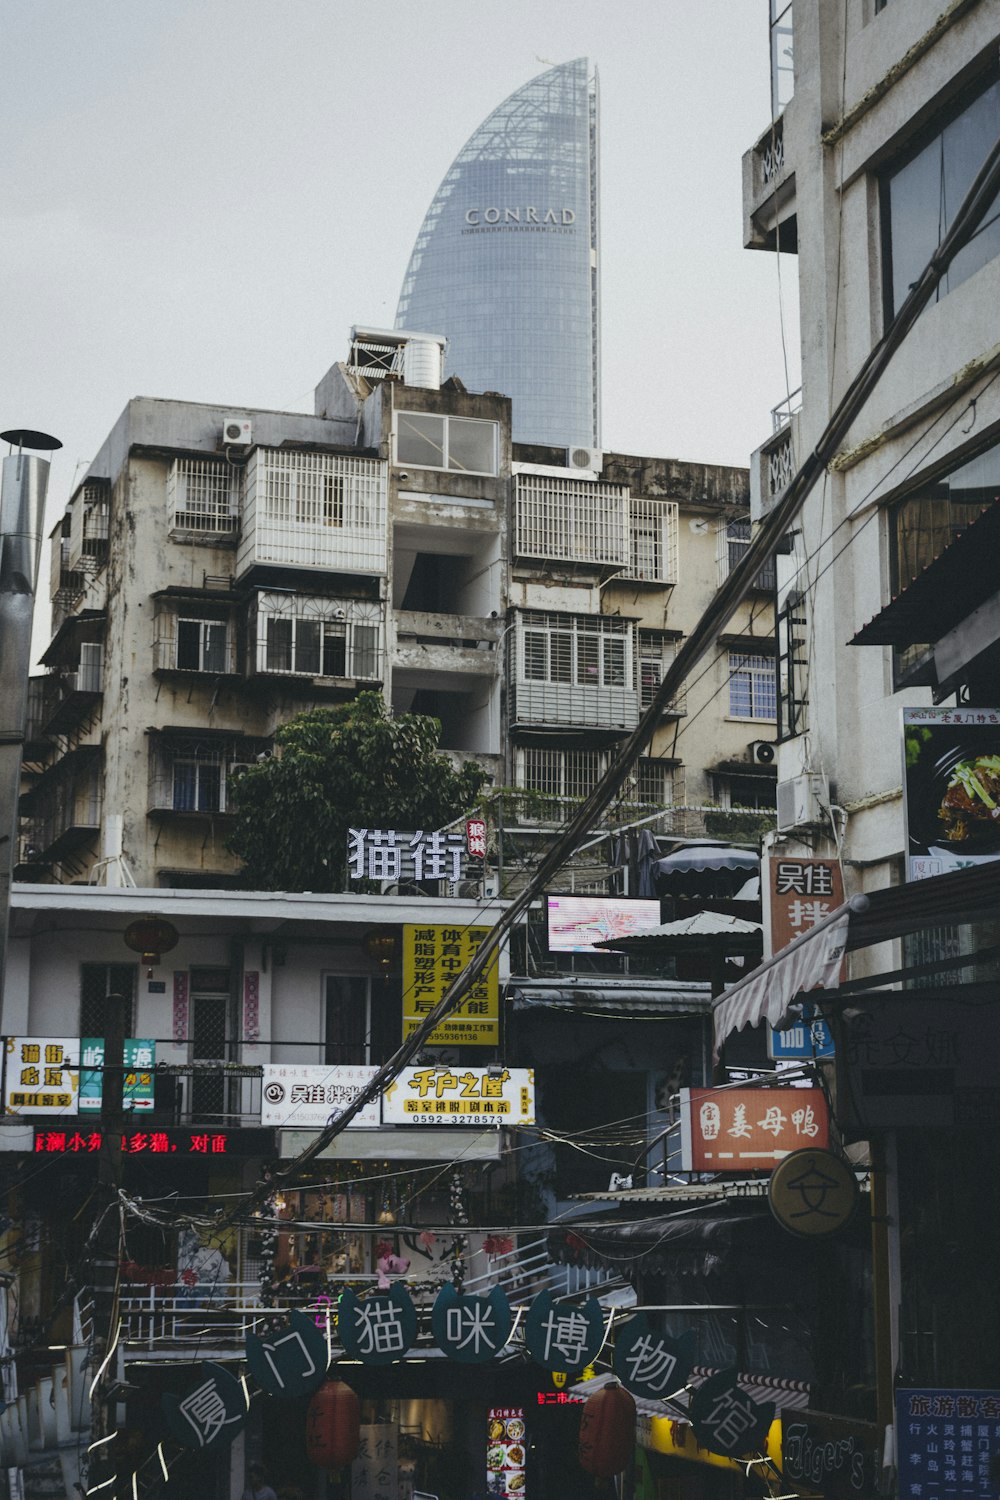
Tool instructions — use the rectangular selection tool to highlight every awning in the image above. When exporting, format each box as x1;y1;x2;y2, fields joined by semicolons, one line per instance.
508;978;712;1015
595;910;762;956
654;843;760;897
713;861;1000;1048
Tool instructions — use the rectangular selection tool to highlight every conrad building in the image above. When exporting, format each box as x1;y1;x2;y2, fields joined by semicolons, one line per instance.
395;57;601;454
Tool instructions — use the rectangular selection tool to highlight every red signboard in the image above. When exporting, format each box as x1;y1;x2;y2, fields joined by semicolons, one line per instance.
33;1127;275;1157
679;1086;830;1171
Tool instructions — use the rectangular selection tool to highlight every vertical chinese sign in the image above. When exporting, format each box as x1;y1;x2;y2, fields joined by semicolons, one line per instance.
352;1424;398;1500
402;925;499;1045
487;1408;526;1498
896;1388;1000;1497
79;1038;156;1112
766;855;842;1060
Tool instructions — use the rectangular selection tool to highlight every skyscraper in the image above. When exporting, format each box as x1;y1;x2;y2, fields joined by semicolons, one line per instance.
395;58;601;454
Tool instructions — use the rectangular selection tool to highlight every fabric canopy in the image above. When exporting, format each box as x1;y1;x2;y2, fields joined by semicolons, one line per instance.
712;861;1000;1049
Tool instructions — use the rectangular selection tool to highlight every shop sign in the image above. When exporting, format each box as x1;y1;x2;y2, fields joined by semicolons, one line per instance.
486;1407;526;1497
162;1360;247;1450
466;818;487;857
432;1285;512;1364
347;827;469;883
896;1388;1000;1497
382;1066;533;1125
79;1037;156;1112
688;1369;774;1459
260;1064;380;1127
245;1308;329;1398
678;1086;829;1170
402;924;499;1046
768;1148;860;1238
766;856;841;1059
32;1126;275;1157
781;1410;881;1497
4;1036;78;1114
524;1290;604;1373
352;1423;398;1500
338;1284;418;1365
903;706;1000;880
612;1317;694;1401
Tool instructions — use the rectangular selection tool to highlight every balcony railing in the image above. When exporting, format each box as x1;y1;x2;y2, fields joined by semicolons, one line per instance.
238;450;387;578
514;474;629;567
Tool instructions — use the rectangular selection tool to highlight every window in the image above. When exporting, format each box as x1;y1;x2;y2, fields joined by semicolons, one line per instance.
80;964;136;1037
519;612;631;690
887;435;1000;681
259;602;381;681
638;632;685;714
177;617;228;673
628;499;679;583
517;748;606;800
728;652;777;720
720;519;777;591
325;976;399;1067
883;71;1000;319
173;759;222;813
770;0;794;117
636;758;677;807
395;411;498;475
167;459;239;533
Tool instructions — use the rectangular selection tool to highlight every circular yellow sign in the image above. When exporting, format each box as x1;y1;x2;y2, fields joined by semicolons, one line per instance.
768;1148;859;1238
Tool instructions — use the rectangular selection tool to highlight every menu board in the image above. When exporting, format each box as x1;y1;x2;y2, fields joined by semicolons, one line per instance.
486;1407;526;1497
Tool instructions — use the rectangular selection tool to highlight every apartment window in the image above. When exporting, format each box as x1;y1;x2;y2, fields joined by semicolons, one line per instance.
728;652;777;721
261;607;380;680
173;759;223;813
177;617;228;673
887;435;1000;681
638;632;685;714
518;748;605;800
770;0;794;117
636;758;676;807
520;612;630;689
167;459;239;533
325;976;399;1067
628;499;679;584
721;519;777;591
395;411;498;476
80;964;136;1037
882;70;1000;319
189;968;230;1123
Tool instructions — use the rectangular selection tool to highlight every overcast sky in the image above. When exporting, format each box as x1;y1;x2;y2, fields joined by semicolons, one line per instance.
2;0;799;560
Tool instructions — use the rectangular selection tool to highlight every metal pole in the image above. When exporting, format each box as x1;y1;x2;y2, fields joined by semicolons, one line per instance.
0;447;52;1006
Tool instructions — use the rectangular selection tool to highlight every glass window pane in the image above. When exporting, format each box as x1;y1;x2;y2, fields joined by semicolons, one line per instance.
397;412;446;468
447;418;497;475
295;619;321;675
197;763;221;813
603;637;625;687
203;623;227;673
173;761;198;811
523;631;547;679
265;617;293;671
177;619;201;670
322;624;347;677
352;624;378;680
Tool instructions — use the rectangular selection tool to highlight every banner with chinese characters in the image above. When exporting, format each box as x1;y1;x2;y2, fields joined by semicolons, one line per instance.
4;1037;79;1115
402;925;499;1046
79;1038;156;1112
678;1086;829;1171
382;1066;534;1125
260;1064;380;1127
765;855;843;1060
352;1424;398;1500
896;1388;1000;1498
903;707;1000;880
33;1127;276;1157
348;827;470;884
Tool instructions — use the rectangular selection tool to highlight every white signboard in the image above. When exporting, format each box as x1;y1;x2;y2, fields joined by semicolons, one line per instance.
352;1424;398;1500
382;1066;535;1126
260;1064;380;1128
4;1037;79;1116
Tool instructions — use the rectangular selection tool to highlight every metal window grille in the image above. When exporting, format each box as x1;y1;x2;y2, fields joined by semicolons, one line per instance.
628;499;678;583
148;735;270;813
251;592;383;681
638;632;687;715
516;611;632;688
516;747;606;800
153;602;234;673
67;483;110;570
240;450;387;575
728;651;777;721
189;972;231;1123
718;518;777;591
636;758;677;808
514;475;628;566
167;459;240;534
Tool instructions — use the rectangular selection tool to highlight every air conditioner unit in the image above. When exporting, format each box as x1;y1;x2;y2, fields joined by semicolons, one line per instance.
567;445;602;472
221;415;253;447
228;763;252;779
776;772;830;833
748;739;776;766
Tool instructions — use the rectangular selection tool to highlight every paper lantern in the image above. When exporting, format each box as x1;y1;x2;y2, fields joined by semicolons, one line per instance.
305;1380;360;1468
578;1382;636;1478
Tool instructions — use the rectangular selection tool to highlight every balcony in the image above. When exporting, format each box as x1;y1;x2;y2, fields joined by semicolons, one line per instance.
40;645;103;735
20;747;102;862
742;115;797;253
237;449;387;580
750;416;799;523
147;732;271;819
510;613;639;736
248;592;383;690
66;482;110;571
514;474;629;569
393;610;504;678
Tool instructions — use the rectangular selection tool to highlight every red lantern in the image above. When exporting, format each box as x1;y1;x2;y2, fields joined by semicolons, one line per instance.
578;1382;636;1478
305;1379;360;1468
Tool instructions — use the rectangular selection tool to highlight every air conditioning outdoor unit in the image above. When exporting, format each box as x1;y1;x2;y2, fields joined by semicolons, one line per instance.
221;415;253;447
567;445;602;472
776;772;830;833
229;763;252;779
748;739;776;766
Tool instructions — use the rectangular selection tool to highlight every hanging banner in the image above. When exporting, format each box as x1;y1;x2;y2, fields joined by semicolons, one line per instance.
245;1309;329;1398
689;1369;774;1459
383;1066;533;1125
524;1291;604;1374
679;1085;829;1170
432;1285;512;1364
402;924;499;1046
338;1284;418;1365
903;706;1000;880
4;1037;79;1115
612;1317;695;1401
79;1038;156;1112
260;1064;380;1127
162;1361;247;1450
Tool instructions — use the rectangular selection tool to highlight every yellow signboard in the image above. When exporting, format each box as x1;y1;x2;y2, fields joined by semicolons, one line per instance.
402;924;499;1046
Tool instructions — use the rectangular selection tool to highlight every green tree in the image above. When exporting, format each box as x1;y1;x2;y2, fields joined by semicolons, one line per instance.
226;693;488;891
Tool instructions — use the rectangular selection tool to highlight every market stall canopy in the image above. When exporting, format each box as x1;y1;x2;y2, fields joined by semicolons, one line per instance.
653;842;761;897
594;910;762;955
712;861;1000;1050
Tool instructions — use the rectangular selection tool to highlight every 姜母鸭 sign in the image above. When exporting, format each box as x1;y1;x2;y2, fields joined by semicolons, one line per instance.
382;1066;534;1125
402;924;499;1046
260;1064;380;1127
679;1086;829;1171
4;1037;79;1115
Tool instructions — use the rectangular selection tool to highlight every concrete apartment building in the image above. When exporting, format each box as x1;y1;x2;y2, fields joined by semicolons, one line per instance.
21;328;775;893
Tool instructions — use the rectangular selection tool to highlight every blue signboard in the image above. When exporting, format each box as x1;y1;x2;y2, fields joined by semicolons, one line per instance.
768;1003;835;1061
896;1388;1000;1497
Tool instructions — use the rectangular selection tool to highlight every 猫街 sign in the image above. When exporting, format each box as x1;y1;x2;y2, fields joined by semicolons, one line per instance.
402;925;499;1046
679;1086;830;1171
4;1037;79;1115
382;1067;534;1125
347;828;469;884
